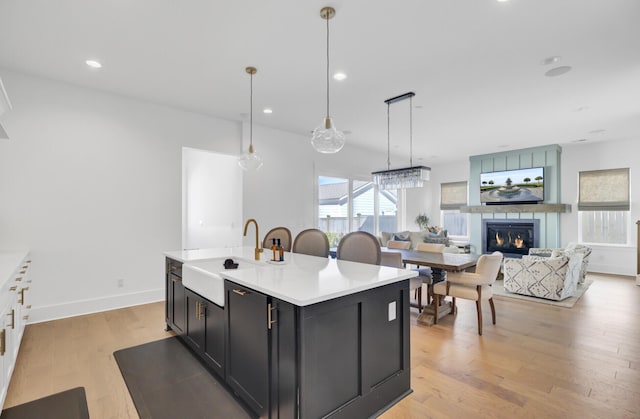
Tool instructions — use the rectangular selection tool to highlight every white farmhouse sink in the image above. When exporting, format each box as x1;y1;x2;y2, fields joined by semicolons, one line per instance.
182;257;262;307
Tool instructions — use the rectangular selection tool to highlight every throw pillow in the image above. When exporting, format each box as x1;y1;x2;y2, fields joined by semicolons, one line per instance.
409;231;427;249
426;226;448;237
392;231;411;242
565;242;578;252
423;234;449;245
380;231;392;247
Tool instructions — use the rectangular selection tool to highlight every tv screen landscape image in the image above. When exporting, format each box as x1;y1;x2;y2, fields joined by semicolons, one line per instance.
480;167;544;204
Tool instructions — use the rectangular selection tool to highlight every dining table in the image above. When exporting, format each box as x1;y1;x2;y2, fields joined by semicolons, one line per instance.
385;248;479;272
382;248;480;326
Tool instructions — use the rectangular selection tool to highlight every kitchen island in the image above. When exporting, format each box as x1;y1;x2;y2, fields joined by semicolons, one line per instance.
164;247;417;419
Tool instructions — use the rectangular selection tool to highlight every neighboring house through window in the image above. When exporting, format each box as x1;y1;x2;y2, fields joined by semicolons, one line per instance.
318;176;398;246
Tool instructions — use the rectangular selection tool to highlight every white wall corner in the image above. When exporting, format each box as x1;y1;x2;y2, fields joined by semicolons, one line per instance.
27;288;164;324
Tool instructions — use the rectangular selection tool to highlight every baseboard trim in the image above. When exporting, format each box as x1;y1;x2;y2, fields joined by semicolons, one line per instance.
588;263;635;277
28;288;164;324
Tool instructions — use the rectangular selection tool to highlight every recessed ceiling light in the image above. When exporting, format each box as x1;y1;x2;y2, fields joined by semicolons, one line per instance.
572;138;588;143
333;72;347;81
545;66;572;77
540;56;561;65
85;60;102;69
496;0;510;2
263;108;273;114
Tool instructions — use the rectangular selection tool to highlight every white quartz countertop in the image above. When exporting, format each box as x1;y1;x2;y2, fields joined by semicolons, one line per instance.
165;246;417;306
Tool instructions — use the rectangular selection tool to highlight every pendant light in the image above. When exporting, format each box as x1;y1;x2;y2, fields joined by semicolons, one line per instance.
0;76;12;139
311;6;346;154
372;92;430;190
238;66;264;171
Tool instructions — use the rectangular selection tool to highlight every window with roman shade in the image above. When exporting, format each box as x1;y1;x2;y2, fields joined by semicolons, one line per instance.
578;168;630;245
440;181;468;237
578;168;630;211
440;181;468;210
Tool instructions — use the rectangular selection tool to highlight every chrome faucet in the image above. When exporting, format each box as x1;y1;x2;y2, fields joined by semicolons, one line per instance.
243;218;263;260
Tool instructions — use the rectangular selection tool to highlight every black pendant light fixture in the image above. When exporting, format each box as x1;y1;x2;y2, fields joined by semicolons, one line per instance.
372;92;430;189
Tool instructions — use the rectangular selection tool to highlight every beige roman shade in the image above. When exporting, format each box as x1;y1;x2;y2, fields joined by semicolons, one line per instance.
440;181;468;210
578;168;630;211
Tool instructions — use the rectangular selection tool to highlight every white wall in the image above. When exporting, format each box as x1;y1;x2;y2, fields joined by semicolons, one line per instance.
0;69;391;322
241;122;391;243
561;139;639;276
0;70;240;322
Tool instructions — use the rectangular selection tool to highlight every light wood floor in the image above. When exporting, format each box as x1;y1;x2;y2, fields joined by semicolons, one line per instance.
5;273;640;418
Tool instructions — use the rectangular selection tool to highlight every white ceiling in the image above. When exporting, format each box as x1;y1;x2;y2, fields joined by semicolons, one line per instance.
1;0;639;164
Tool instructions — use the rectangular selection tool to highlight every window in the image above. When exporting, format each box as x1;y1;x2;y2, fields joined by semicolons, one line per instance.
580;211;628;244
578;168;630;245
318;176;349;247
318;176;398;245
440;181;469;237
378;189;398;234
352;180;373;233
442;210;468;237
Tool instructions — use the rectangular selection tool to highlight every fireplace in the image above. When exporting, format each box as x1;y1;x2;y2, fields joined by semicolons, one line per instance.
482;219;539;258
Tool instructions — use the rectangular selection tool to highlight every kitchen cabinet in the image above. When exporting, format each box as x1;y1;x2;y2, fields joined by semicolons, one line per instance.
164;249;413;419
184;288;225;378
223;278;409;419
165;258;185;334
0;251;32;410
225;282;270;417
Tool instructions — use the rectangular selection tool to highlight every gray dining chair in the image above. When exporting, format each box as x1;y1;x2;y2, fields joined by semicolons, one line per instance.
336;231;381;265
262;227;292;252
292;229;330;258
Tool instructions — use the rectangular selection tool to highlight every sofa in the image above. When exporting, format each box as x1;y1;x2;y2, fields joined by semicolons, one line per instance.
528;243;592;284
379;229;460;253
503;252;584;301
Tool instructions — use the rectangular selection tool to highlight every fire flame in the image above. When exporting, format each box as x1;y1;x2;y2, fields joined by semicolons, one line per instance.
495;232;504;246
514;235;524;248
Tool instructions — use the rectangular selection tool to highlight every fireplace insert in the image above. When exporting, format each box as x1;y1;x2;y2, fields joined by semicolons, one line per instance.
482;219;539;257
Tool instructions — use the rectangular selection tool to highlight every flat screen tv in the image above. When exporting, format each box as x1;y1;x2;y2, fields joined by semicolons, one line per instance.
480;167;544;205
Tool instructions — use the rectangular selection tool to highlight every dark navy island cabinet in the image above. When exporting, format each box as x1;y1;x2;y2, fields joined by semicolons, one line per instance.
166;257;412;419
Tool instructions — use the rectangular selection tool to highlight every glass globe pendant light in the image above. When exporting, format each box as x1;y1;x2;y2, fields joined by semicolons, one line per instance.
311;6;346;154
238;66;264;171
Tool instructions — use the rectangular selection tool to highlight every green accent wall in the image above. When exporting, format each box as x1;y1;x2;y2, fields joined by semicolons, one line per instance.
469;144;562;253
